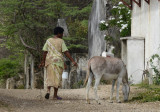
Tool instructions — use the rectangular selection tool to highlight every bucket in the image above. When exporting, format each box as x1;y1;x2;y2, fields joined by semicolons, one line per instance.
62;71;68;79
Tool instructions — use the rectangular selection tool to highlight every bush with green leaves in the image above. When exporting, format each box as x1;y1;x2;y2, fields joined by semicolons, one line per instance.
99;1;131;38
99;2;131;57
131;84;160;102
63;19;89;53
109;2;131;37
149;54;160;85
0;57;22;80
0;0;92;61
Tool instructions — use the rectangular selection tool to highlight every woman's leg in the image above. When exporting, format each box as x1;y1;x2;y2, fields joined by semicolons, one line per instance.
45;86;51;99
54;87;62;100
47;86;51;93
54;87;58;97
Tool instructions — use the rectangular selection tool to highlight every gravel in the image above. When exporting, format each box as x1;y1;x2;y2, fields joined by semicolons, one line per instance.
0;85;160;112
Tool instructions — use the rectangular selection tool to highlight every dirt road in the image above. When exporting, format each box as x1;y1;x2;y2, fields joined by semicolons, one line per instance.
0;85;160;112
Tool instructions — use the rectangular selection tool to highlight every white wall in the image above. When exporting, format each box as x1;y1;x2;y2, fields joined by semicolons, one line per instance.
127;39;144;83
132;0;160;64
121;37;144;84
121;0;160;84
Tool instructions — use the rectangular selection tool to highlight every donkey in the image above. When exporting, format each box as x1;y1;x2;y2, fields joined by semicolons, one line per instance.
84;56;130;104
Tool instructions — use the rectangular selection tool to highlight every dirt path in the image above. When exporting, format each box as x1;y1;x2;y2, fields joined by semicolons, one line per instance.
0;85;160;112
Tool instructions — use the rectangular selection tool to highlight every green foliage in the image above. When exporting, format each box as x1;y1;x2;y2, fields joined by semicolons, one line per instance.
100;80;110;85
17;85;25;89
67;44;88;50
104;35;113;42
64;4;91;52
0;0;92;86
63;19;89;53
99;2;131;57
149;54;160;85
99;3;131;37
131;84;160;102
0;57;22;80
110;3;131;37
99;23;108;31
0;79;6;88
72;80;84;89
0;0;91;60
0;101;9;108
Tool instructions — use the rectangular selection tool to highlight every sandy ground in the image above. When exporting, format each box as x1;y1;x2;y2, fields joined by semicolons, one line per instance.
0;85;160;112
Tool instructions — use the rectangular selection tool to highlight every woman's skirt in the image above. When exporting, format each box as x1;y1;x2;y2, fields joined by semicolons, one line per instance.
45;64;63;88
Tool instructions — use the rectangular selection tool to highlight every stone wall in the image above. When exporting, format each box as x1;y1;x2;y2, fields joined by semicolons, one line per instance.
6;74;25;89
65;53;88;89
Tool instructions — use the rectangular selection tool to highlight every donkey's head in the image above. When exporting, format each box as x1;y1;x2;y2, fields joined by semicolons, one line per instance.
122;83;130;101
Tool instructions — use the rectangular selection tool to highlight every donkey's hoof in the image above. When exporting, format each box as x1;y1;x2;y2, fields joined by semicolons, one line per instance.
86;100;90;104
96;101;101;105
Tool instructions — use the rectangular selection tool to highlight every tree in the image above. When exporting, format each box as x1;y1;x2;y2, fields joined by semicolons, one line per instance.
0;0;92;85
99;1;131;57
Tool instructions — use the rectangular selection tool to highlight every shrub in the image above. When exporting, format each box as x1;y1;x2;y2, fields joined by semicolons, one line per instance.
131;83;160;102
63;20;88;53
99;2;131;57
149;54;160;85
0;58;22;80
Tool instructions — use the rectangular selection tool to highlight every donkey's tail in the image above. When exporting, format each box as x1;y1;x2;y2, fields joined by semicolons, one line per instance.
83;61;91;86
125;67;129;83
123;67;129;84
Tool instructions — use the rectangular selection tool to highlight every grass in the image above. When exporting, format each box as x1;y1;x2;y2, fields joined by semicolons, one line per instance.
0;101;12;112
17;85;25;89
130;83;160;103
0;101;9;108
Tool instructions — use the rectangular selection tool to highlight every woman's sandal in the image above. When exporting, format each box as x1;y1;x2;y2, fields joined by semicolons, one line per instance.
45;93;50;99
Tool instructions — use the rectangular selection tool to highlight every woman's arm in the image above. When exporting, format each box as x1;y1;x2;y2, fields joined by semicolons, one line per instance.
64;51;78;67
39;51;48;68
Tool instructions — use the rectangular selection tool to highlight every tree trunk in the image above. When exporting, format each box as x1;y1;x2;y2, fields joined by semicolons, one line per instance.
44;68;47;89
25;51;30;89
30;54;35;89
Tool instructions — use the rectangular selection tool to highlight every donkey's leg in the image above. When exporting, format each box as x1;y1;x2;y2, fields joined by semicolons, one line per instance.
94;76;101;104
86;75;93;104
116;78;122;103
110;79;116;103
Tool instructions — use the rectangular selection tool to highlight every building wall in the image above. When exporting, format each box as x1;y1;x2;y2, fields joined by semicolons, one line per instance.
127;39;145;83
132;0;160;65
121;0;160;83
121;37;145;84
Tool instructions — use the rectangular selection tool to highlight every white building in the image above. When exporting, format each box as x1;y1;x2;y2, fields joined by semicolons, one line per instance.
121;0;160;83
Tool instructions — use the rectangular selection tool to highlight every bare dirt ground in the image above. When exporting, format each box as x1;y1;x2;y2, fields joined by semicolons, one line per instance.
0;85;160;112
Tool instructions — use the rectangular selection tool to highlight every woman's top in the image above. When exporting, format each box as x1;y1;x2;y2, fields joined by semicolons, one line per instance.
42;37;68;69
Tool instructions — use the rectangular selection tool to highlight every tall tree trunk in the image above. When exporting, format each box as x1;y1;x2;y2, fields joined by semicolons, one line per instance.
30;54;35;89
44;68;47;89
25;50;30;89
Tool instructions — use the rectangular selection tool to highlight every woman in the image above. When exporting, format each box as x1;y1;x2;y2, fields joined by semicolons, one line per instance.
39;27;78;100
